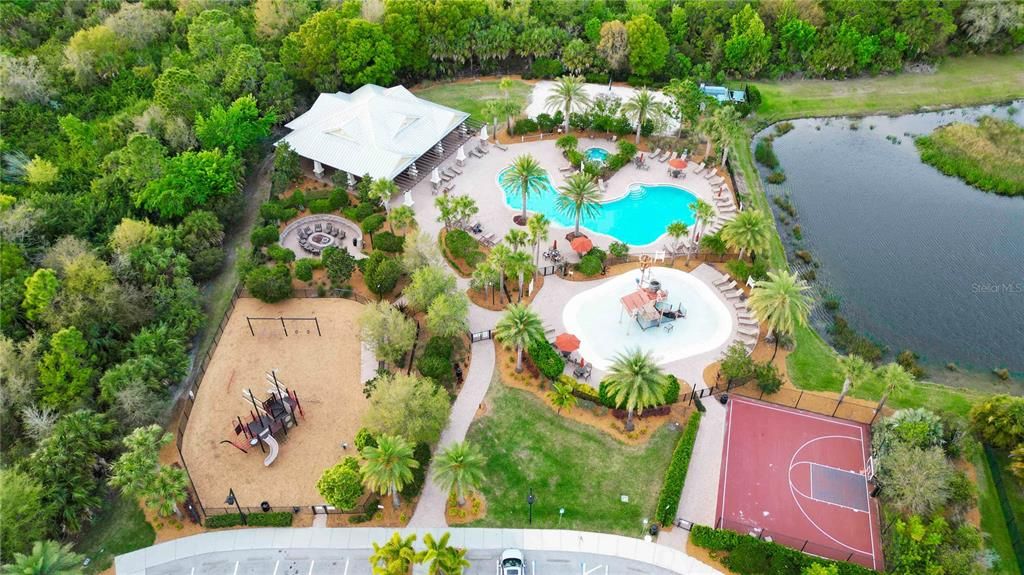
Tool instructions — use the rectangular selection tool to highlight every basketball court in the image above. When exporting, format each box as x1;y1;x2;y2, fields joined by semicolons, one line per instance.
716;396;883;570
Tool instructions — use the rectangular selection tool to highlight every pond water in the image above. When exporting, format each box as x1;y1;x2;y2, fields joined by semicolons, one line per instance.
758;102;1024;375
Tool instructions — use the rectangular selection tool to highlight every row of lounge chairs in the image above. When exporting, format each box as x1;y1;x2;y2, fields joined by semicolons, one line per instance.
712;274;759;351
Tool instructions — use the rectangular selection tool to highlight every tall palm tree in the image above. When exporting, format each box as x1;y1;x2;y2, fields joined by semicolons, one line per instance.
544;75;592;134
421;532;470;575
555;173;602;236
495;303;545;373
388;205;415;235
527;213;550;267
361;434;418;509
488;244;512;299
548;380;578;414
433;442;486;506
688;199;716;241
665;221;689;266
505;250;534;302
500;155;547;223
470;260;500;302
621;87;666;144
874;362;915;414
699;105;741;162
837;354;872;404
602;349;668;431
1;541;83;575
370;532;419;575
721;210;770;259
504;229;528;253
748;270;812;361
370;179;399;212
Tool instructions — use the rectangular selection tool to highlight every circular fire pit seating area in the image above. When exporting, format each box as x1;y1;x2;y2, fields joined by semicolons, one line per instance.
280;215;362;258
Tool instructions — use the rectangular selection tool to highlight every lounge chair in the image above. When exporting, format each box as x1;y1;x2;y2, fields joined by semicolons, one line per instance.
692;162;706;174
559;166;574;172
315;223;323;233
324;222;333;234
719;280;737;291
725;290;744;300
303;226;313;235
738;318;759;327
337;230;346;240
451;165;463;175
495;143;509;151
738;326;759;337
712;277;731;287
441;173;453;182
650;148;662;160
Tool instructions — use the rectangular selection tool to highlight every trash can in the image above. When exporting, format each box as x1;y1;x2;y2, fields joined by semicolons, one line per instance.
719;393;729;405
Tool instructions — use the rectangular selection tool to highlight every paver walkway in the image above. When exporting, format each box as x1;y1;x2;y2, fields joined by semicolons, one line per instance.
408;338;496;527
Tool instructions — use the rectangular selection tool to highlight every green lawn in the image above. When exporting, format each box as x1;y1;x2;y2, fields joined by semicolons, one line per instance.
414;79;533;124
753;53;1024;122
466;381;679;535
74;493;155;573
972;446;1023;575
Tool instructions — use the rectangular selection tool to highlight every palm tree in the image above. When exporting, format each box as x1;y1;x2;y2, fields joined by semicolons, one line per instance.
721;210;770;260
435;194;456;231
470;260;500;302
495;303;545;373
370;532;419;575
665;221;689;266
837;354;872;404
506;250;534;302
504;229;528;253
421;532;470;575
621;87;666;144
555;172;602;236
874;362;915;414
544;75;592;133
748;270;812;361
548;380;578;414
602;349;668;431
527;213;550;267
500;155;547;223
688;199;716;241
388;205;415;235
488;244;512;299
433;442;486;507
370;179;399;212
1;540;83;575
361;434;419;509
699;105;741;162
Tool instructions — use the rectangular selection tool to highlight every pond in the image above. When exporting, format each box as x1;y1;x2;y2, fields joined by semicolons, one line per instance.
757;102;1024;377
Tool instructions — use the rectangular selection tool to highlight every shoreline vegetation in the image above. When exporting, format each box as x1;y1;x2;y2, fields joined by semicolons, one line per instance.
915;116;1024;197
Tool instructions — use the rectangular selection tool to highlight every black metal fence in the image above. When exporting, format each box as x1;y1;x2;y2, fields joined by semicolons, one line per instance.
470;329;493;343
716;516;877;569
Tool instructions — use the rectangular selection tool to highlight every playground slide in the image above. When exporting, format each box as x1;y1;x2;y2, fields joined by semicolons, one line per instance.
262;433;279;467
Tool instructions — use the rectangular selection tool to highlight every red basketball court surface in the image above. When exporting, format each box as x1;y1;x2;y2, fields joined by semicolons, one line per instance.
716;396;883;570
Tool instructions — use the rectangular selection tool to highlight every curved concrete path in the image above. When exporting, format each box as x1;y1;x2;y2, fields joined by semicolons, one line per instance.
115;527;721;575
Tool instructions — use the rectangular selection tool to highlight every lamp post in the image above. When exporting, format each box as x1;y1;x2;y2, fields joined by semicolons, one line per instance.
527;489;535;525
226;488;246;525
559;507;565;527
641;517;648;538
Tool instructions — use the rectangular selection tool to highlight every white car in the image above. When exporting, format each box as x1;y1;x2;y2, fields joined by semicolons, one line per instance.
497;549;526;575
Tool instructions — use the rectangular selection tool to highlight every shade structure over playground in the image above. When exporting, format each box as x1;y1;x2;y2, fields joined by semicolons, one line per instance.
668;158;687;169
571;236;594;254
554;333;581;353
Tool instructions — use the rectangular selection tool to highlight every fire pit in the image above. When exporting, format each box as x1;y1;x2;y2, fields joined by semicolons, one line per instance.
308;232;334;249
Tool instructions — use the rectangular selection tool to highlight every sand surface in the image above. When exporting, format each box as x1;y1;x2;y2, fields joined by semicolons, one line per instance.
181;297;368;510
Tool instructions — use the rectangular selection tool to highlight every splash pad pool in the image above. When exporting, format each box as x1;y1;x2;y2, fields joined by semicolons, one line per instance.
562;267;732;370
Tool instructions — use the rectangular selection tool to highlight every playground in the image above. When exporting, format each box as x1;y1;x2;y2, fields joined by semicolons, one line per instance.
180;297;370;510
715;397;884;570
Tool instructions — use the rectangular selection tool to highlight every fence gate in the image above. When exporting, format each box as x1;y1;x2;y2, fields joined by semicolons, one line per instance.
469;329;493;343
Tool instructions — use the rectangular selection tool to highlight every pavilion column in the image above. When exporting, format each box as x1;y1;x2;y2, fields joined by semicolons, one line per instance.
313;160;324;178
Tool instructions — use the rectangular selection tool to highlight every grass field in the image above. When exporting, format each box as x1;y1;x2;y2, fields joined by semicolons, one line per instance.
972;445;1023;575
915;116;1024;197
753;53;1024;122
74;493;155;573
414;79;533;124
466;381;678;535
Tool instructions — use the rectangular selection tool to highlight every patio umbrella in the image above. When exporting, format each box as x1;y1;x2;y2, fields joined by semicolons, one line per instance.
554;333;581;353
456;145;466;163
570;236;593;254
480;124;488;142
668;158;687;169
430;168;441;185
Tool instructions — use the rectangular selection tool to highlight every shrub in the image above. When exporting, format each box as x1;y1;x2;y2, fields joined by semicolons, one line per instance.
536;112;558;133
566;149;583;167
792;225;803;240
512;117;539;135
363;251;402;297
259;201;297;223
794;250;813;264
417;355;453;385
205;511;293;528
745;84;762;110
250;224;279;248
266;243;295;264
246;264;293;303
527;340;566;380
690;526;873;575
372;231;404;253
530;57;563;79
725;258;768;282
829;315;884;362
400;443;433;499
316;457;363;510
307;198;332;214
577;254;602;276
608;241;629;258
700;232;728;256
726;538;772;573
664;375;681;404
754;362;782;394
606;154;627;171
775;121;794;136
720;342;755;381
344;201;378;222
556;135;578;152
565;375;601;403
322;246;356;285
284;190;306;209
329;187;350;209
355;428;377;452
896;349;926;379
445;229;482;265
347;495;380;524
654;410;702;524
423;336;454;360
616;140;637;160
294;258;318;282
970;395;1024;449
767;171;787;184
585;72;610;84
361;213;386;234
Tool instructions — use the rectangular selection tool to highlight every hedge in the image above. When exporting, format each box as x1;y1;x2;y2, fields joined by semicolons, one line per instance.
205;511;293;529
372;231;405;253
654;411;701;525
309;198;334;214
527;340;565;379
361;213;386;234
400;443;433;499
689;525;874;575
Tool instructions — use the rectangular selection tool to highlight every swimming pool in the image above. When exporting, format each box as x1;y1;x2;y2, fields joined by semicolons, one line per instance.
562;268;733;370
499;169;698;245
584;147;610;165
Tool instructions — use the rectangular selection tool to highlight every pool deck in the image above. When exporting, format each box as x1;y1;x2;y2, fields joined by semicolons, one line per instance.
390;136;730;253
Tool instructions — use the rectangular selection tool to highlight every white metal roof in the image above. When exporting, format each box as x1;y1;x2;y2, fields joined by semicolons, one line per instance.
278;85;469;182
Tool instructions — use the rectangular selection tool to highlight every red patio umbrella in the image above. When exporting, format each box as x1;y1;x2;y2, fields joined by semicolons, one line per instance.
668;158;687;169
570;236;594;254
554;333;581;353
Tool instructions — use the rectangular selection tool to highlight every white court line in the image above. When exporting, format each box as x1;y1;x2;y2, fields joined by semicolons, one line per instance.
343;558;349;575
719;398;735;524
860;424;879;570
233;562;239;575
732;396;865;431
273;560;279;575
308;560;315;575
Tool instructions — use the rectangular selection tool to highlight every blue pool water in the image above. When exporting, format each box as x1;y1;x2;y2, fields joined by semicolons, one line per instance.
499;170;697;246
584;147;610;164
